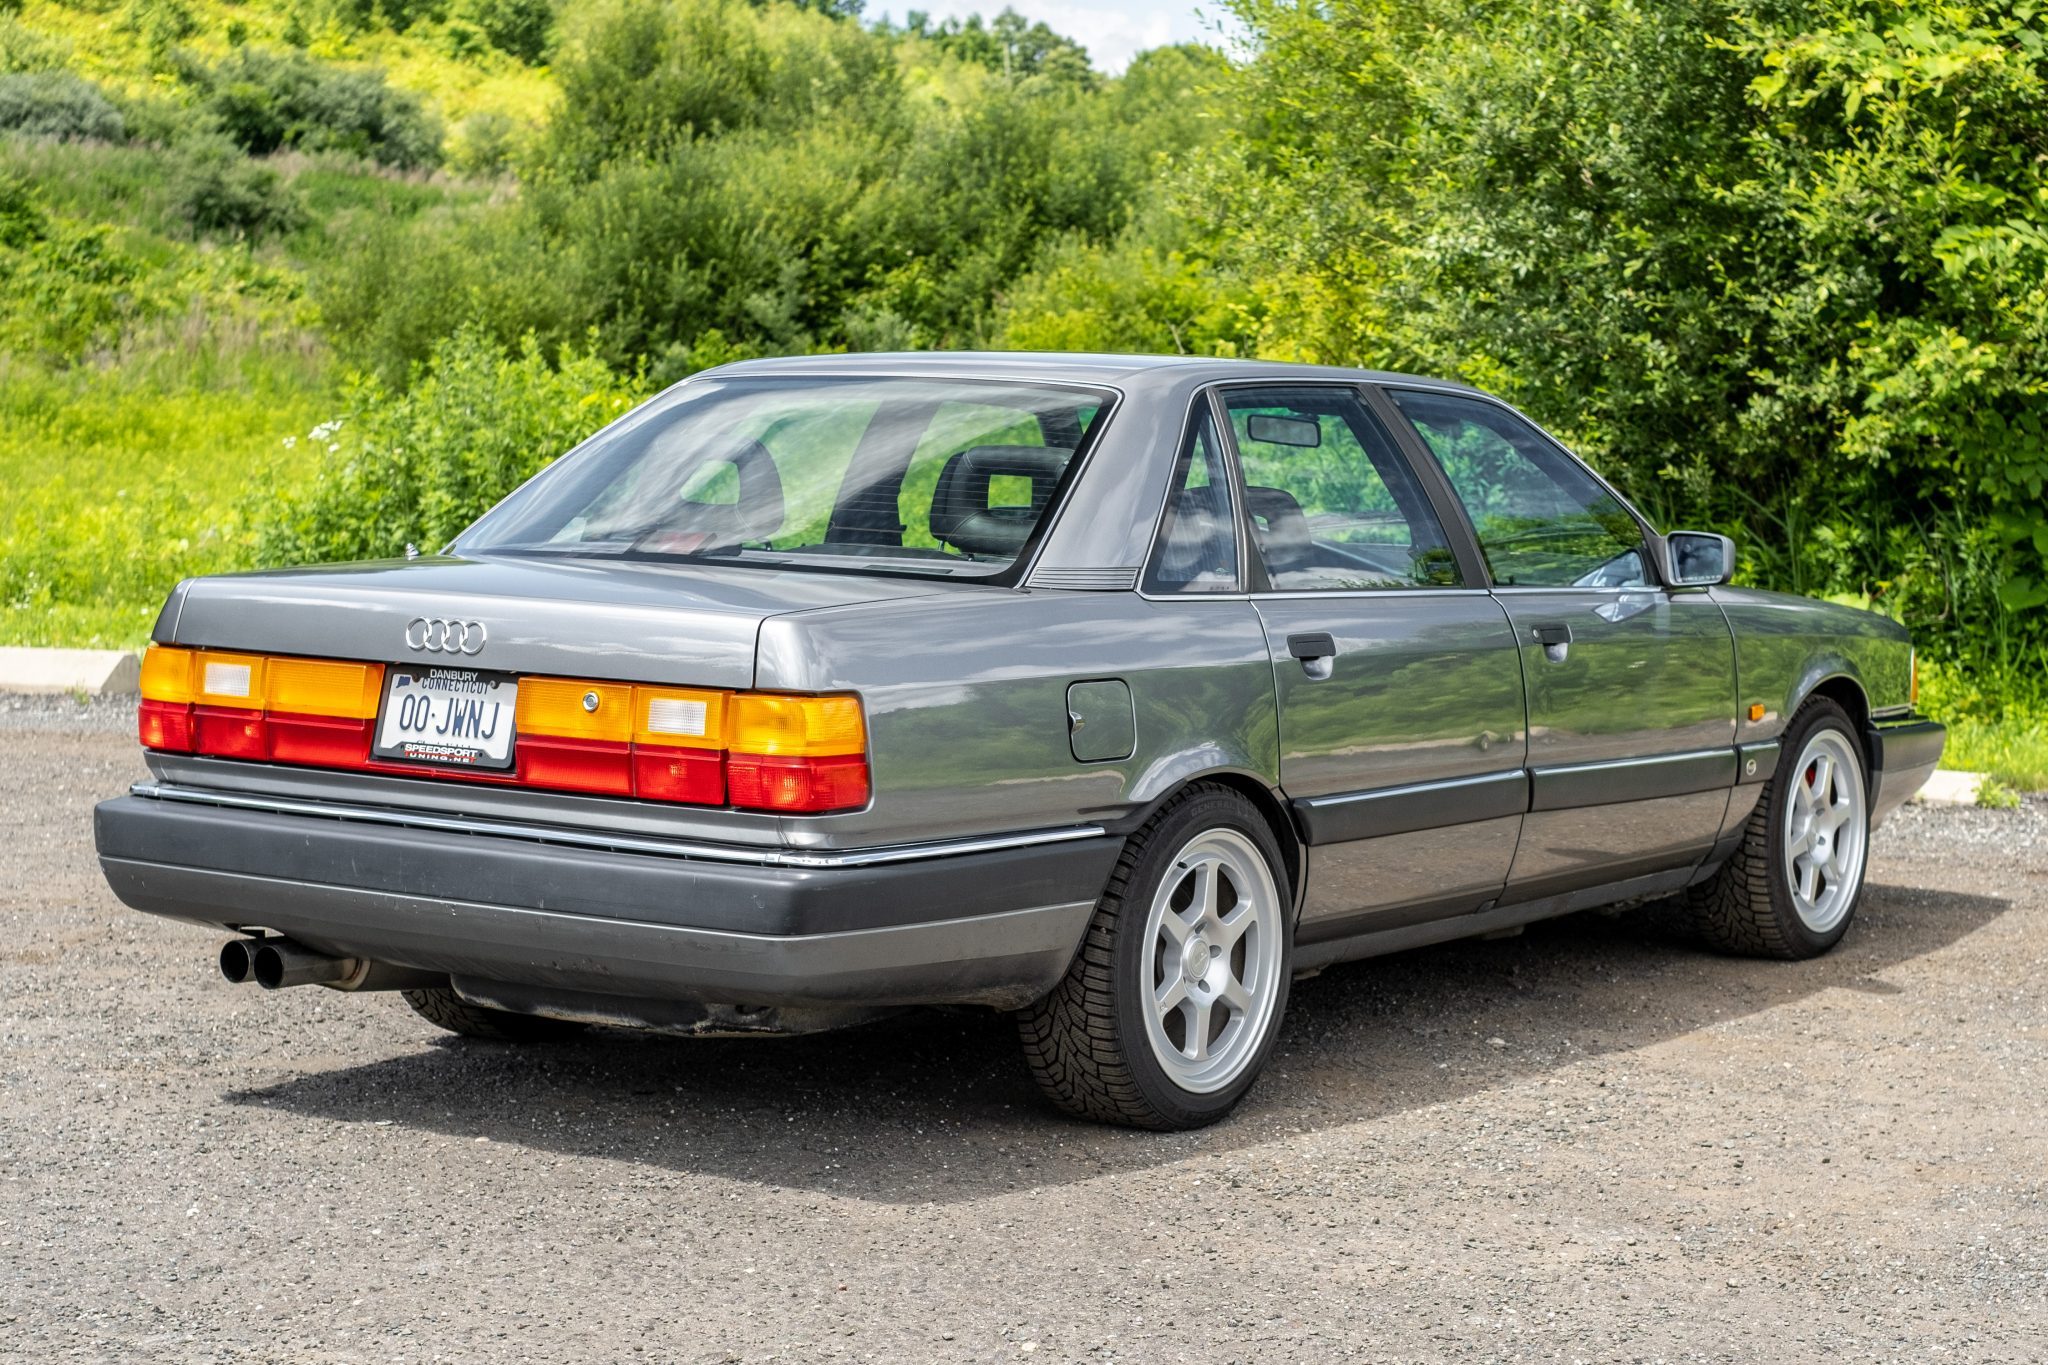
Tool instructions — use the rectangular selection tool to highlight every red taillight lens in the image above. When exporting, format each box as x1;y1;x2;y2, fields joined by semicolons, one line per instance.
632;747;725;804
193;705;268;759
268;713;373;768
727;753;871;813
138;698;195;753
518;736;633;797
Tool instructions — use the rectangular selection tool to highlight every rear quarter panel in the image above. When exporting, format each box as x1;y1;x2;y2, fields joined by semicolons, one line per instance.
755;592;1279;849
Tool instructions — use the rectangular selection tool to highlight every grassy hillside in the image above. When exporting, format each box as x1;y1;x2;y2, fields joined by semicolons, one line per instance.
12;0;556;131
0;0;532;646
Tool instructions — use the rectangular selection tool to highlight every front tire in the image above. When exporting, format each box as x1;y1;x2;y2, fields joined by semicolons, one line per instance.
1679;698;1871;959
1017;785;1293;1130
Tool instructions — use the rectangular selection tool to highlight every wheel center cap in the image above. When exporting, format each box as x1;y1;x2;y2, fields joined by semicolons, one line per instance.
1814;831;1832;861
1181;934;1211;983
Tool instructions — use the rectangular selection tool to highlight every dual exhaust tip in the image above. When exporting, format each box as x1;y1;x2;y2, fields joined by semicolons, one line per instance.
219;936;440;992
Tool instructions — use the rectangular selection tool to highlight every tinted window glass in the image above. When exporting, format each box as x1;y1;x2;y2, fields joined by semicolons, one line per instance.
1223;386;1460;590
1391;391;1648;589
459;378;1110;579
1144;407;1238;594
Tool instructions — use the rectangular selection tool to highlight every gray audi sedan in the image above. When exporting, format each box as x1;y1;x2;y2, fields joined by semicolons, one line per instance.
94;354;1945;1129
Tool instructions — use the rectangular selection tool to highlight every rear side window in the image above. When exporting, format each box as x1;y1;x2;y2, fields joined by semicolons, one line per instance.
1143;407;1239;594
459;378;1110;579
1222;386;1462;591
1390;390;1648;589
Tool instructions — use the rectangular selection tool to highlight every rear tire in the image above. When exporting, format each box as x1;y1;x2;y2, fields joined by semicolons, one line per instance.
401;986;587;1042
1017;785;1292;1130
1678;698;1870;959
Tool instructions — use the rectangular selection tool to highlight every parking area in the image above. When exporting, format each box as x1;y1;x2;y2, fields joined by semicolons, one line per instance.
3;700;2044;1362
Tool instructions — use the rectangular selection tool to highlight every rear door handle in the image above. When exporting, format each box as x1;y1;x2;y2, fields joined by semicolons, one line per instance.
1286;631;1338;681
1287;632;1337;660
1532;622;1572;663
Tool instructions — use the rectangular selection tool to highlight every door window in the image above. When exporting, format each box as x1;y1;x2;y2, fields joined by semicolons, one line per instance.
1143;407;1239;594
1223;386;1461;591
1390;390;1648;589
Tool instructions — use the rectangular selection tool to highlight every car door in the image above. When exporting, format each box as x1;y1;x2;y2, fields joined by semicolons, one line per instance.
1202;383;1529;940
1382;387;1739;901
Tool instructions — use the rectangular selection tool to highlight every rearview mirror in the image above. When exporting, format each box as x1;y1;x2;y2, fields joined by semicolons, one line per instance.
1246;414;1321;448
1656;531;1735;588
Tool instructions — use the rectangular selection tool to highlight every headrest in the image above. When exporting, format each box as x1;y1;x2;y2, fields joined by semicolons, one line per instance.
677;437;785;543
1151;485;1233;587
1243;484;1312;576
930;444;1072;558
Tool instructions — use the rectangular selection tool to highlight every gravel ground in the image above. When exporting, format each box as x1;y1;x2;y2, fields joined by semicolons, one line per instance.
2;716;2044;1363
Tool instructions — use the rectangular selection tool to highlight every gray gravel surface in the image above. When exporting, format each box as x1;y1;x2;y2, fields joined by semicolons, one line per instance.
3;717;2044;1363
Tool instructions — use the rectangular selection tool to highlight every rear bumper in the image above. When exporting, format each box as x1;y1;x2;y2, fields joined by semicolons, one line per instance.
1869;717;1946;828
94;788;1117;1010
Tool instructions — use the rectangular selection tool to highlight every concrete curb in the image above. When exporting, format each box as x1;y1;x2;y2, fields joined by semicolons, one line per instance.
0;647;142;697
1913;769;1984;807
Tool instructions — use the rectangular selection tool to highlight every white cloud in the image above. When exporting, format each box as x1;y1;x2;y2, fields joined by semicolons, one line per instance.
875;1;1245;75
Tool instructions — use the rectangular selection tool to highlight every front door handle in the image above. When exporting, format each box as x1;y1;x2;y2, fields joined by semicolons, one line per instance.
1532;622;1572;663
1286;631;1338;681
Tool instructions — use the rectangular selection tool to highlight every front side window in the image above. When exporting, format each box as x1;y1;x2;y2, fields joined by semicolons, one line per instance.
458;377;1110;579
1390;390;1648;589
1222;386;1461;591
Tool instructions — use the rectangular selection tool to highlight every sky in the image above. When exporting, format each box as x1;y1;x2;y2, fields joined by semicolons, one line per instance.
874;1;1246;75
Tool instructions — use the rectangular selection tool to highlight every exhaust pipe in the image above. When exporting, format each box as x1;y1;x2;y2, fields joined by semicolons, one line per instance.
218;935;267;984
243;938;444;992
253;940;356;990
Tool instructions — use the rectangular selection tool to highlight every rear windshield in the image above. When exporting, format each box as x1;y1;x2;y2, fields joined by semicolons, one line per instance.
457;376;1114;578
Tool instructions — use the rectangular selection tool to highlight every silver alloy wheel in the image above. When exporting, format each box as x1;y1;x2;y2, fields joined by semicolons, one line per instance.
1139;827;1284;1095
1782;728;1868;934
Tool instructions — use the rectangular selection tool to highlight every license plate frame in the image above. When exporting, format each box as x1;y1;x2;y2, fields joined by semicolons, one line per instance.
372;666;520;771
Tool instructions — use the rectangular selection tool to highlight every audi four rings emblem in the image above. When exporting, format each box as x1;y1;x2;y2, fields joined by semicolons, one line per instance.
405;617;487;655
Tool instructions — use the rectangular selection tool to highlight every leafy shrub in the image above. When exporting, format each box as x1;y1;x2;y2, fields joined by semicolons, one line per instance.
0;171;156;361
166;139;306;241
0;16;69;73
191;47;442;169
448;109;520;175
464;0;555;64
118;0;196;65
256;326;642;567
0;71;125;141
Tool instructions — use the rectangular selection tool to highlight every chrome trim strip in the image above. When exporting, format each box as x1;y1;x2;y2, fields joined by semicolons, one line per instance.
1533;747;1735;778
127;781;1106;869
1291;768;1529;845
1299;767;1527;811
1527;747;1738;812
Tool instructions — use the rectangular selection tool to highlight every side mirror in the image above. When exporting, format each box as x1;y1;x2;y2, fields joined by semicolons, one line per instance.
1656;531;1735;588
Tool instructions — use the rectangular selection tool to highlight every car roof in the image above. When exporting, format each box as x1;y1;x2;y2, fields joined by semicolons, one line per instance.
699;351;1483;394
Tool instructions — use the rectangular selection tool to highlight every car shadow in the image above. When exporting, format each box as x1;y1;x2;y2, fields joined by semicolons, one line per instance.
225;880;2010;1205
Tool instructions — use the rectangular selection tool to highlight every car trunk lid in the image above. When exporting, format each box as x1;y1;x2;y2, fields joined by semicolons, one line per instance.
164;555;960;689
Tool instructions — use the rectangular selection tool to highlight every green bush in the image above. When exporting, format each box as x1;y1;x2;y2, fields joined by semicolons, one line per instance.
166;139;306;241
0;16;69;73
0;71;125;141
464;0;554;63
448;108;520;175
189;46;442;168
256;325;642;567
0;171;155;361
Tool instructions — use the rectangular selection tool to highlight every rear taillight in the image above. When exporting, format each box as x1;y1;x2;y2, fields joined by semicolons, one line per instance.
139;645;868;813
140;646;382;763
725;694;871;812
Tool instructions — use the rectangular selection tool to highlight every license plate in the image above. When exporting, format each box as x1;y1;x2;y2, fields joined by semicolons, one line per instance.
373;666;519;770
